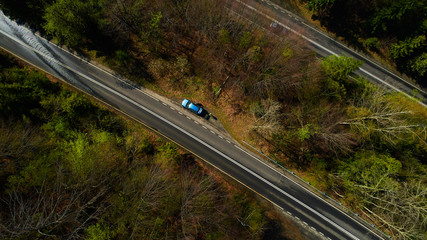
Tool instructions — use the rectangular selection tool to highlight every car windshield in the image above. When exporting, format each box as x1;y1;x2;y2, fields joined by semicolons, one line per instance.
182;99;189;108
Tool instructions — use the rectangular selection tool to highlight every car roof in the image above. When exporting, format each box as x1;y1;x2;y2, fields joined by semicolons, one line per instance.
189;103;200;112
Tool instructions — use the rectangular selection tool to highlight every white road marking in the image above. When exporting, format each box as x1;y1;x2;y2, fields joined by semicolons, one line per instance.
218;135;223;139
5;27;368;238
234;0;426;108
210;131;216;134
202;126;207;129
232;143;371;239
194;121;199;125
33;4;427;111
260;1;424;94
162;102;167;106
170;107;175;110
0;15;381;240
43;34;168;101
226;140;231;144
178;112;183;115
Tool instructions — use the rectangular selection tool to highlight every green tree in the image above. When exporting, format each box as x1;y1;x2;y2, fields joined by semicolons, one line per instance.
390;35;426;60
246;45;262;63
300;0;425;83
141;11;163;52
321;55;362;82
389;35;426;80
0;0;54;29
217;28;231;45
115;50;131;66
43;0;103;46
370;0;425;36
339;151;401;191
296;124;317;141
410;52;427;77
62;132;94;181
85;223;113;240
307;0;336;11
281;46;293;59
239;31;252;49
155;142;180;167
149;11;163;39
320;55;362;100
0;67;57;118
365;37;379;50
339;151;426;239
123;129;153;159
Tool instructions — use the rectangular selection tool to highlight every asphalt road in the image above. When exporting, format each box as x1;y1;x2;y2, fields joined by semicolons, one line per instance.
0;10;386;240
228;0;427;105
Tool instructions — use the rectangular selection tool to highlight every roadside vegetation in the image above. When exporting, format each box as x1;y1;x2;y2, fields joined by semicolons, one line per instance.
0;53;298;239
271;0;426;87
0;0;426;239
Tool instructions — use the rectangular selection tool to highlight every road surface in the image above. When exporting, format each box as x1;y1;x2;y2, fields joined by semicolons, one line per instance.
227;0;426;106
0;10;386;240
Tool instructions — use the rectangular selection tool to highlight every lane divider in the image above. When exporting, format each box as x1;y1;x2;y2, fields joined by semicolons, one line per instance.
0;23;361;240
234;0;426;107
259;0;425;94
63;60;359;239
1;27;336;240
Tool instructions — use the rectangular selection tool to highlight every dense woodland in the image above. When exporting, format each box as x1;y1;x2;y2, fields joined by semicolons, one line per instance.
0;53;295;239
273;0;427;86
0;0;426;239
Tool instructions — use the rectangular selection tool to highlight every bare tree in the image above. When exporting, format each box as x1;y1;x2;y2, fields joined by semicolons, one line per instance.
105;0;151;37
251;98;283;135
0;168;110;239
360;179;427;239
340;86;426;146
178;161;241;239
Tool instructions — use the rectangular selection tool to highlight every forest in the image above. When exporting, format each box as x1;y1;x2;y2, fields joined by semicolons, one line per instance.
273;0;426;86
0;0;426;239
0;52;298;239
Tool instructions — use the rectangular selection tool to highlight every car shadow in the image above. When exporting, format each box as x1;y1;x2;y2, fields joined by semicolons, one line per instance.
186;101;217;121
201;110;217;121
200;110;209;119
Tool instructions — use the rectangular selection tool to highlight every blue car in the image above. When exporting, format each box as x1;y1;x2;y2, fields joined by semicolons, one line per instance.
182;99;203;115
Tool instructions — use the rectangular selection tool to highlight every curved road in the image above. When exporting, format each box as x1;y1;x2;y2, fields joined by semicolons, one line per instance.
0;10;386;240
